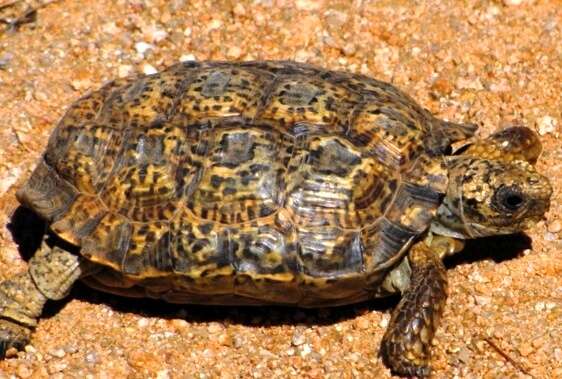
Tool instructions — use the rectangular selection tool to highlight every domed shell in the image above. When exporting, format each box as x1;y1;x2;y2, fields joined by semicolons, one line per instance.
17;61;476;306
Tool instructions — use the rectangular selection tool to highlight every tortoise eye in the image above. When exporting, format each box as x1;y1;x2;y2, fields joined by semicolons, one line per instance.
494;185;525;212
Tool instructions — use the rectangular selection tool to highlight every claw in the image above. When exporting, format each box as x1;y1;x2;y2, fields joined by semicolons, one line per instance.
0;319;31;358
380;337;432;378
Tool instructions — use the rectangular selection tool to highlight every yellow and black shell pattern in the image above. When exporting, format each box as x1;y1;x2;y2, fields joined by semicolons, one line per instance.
17;61;476;307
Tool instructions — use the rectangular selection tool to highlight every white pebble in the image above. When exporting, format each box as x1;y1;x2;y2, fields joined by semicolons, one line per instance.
118;64;135;78
49;348;66;358
227;46;243;59
300;343;312;357
379;314;390;328
503;0;524;5
208;19;223;30
134;41;154;55
536;115;557;135
233;3;246;16
291;330;306;346
102;21;120;35
547;220;561;233
146;27;168;43
534;302;546;311
296;0;322;11
0;167;22;194
179;53;197;62
294;49;311;63
142;63;158;75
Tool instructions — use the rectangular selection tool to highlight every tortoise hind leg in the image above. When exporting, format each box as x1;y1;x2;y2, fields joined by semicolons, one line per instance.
379;240;449;377
0;240;95;357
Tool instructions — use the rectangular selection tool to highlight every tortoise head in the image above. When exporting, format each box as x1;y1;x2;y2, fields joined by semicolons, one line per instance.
432;127;552;238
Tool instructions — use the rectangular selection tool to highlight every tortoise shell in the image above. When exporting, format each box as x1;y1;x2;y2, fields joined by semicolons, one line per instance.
17;61;476;307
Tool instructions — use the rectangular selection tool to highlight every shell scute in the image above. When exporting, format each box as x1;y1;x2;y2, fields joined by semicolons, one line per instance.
177;66;275;121
258;75;361;131
188;124;292;224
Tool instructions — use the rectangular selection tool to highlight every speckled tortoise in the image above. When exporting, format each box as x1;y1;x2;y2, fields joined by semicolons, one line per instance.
0;61;552;376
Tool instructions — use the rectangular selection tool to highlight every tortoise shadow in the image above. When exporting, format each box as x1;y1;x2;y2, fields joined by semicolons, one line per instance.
68;283;399;328
5;206;532;328
6;206;46;262
444;232;532;268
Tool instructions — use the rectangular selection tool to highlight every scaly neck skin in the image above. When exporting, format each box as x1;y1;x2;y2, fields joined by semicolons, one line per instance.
430;156;475;240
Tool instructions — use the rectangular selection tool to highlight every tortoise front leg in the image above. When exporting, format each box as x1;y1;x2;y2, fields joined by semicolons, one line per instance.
0;240;95;357
379;239;451;377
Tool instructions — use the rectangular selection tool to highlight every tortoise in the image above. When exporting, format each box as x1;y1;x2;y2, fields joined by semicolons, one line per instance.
0;61;552;376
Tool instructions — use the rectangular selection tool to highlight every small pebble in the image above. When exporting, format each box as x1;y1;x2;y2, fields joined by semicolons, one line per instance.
137;317;151;328
232;334;244;348
179;53;196;62
259;348;277;358
146;26;168;43
0;52;14;68
547;220;561;233
518;342;534;357
291;329;306;346
102;21;120;35
4;347;18;358
0;167;22;194
47;361;68;374
218;332;232;346
342;43;357;56
142;63;158;75
70;78;92;91
156;369;170;379
544;232;557;241
233;3;246;16
379;314;390;328
85;351;98;364
207;19;222;30
294;49;312;63
170;319;189;331
63;345;78;354
531;336;545;348
503;0;525;5
16;364;32;379
48;348;66;358
207;322;223;333
455;77;484;90
457;346;471;363
554;347;562;361
226;46;243;59
135;41;154;55
536;115;557;135
300;343;312;357
356;317;370;330
296;0;322;11
473;295;491;306
346;352;361;362
118;64;135;78
325;10;348;27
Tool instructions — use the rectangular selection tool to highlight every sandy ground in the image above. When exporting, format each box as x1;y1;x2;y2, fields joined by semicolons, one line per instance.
0;0;560;378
